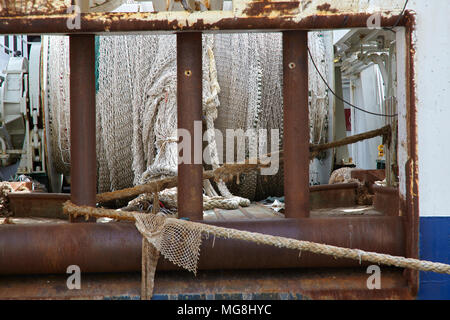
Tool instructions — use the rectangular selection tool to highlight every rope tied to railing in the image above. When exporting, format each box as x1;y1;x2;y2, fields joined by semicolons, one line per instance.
63;201;450;300
65;124;398;299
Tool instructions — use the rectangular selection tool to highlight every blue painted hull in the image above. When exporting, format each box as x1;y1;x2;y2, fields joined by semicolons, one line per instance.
418;217;450;299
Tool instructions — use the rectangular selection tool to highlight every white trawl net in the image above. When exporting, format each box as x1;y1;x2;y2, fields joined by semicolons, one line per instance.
213;32;329;199
97;35;136;192
212;33;284;200
45;32;329;200
45;34;246;205
47;36;71;176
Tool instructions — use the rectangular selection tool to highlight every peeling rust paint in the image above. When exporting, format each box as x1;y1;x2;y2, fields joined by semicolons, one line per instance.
0;11;405;34
397;10;419;296
316;3;338;13
243;1;300;17
0;0;409;34
0;0;70;17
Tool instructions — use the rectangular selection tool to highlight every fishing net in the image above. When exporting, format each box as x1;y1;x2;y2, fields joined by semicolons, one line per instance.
44;31;329;200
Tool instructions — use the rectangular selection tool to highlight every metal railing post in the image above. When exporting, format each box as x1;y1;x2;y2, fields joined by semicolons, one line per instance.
283;31;310;218
69;35;97;222
177;33;204;220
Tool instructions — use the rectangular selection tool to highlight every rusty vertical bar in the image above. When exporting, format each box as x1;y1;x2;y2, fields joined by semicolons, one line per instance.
69;35;96;222
283;31;310;218
177;33;203;220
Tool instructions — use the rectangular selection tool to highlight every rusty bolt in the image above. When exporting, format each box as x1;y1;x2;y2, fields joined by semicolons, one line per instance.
185;70;192;77
288;62;296;69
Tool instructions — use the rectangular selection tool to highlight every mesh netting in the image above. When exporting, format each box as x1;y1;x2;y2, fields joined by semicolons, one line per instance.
135;213;203;274
46;36;71;176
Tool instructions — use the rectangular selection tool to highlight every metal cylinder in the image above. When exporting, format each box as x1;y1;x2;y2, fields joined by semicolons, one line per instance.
0;222;141;274
0;217;405;274
194;217;406;270
283;31;310;218
69;35;97;222
177;33;203;221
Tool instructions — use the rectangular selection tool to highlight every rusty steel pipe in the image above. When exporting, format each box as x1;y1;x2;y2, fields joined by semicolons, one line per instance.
0;222;141;274
177;33;203;220
69;35;97;222
283;31;310;218
0;13;407;35
195;217;406;270
0;217;405;275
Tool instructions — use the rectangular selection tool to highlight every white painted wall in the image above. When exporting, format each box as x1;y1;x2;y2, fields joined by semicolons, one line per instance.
409;0;450;217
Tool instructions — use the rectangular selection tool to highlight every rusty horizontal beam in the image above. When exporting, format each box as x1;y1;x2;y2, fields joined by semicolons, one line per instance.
0;268;413;300
8;192;70;219
0;12;405;35
0;216;405;275
8;183;359;218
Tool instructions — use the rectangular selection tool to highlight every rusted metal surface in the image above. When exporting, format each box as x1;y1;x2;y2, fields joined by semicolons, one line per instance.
0;268;413;300
373;185;399;216
8;192;70;219
69;35;97;222
283;30;309;218
404;157;419;294
195;217;405;270
0;0;70;17
402;12;419;296
177;32;203;221
243;1;301;17
0;216;405;274
153;268;409;297
309;183;357;209
316;3;338;13
0;11;406;35
0;272;141;300
0;222;141;274
0;0;407;17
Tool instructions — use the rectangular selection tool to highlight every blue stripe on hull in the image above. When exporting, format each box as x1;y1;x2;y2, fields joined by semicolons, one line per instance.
418;217;450;300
